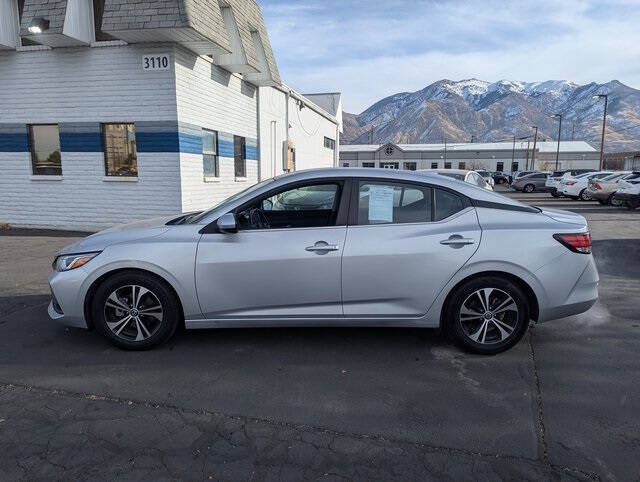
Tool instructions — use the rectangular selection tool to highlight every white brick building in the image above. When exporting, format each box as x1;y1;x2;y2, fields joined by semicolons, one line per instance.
0;0;341;231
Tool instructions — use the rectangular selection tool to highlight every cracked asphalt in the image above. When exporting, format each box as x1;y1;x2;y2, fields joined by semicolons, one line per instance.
0;190;639;481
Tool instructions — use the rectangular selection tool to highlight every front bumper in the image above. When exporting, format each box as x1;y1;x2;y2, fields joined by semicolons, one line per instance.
48;268;91;329
613;192;640;205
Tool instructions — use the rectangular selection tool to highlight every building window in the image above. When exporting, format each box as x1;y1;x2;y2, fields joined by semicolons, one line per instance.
29;124;62;175
512;162;519;172
102;123;138;176
496;161;504;172
362;162;375;168
343;162;350;167
324;137;335;150
234;135;246;178
444;162;452;169
431;162;438;169
458;161;466;169
404;162;417;171
380;162;399;169
202;129;219;178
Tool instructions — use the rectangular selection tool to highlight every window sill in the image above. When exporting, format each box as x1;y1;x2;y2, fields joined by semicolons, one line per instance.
103;176;138;182
204;176;221;183
235;177;248;182
30;175;62;181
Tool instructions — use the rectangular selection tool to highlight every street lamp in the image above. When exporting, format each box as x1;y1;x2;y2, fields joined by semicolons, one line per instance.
551;114;563;170
28;17;50;34
593;94;608;170
530;126;538;170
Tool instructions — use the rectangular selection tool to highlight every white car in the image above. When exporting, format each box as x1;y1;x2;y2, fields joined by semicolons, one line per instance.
420;169;493;191
560;171;614;201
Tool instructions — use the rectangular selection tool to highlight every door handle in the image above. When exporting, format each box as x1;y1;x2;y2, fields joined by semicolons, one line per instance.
440;235;475;246
306;242;339;252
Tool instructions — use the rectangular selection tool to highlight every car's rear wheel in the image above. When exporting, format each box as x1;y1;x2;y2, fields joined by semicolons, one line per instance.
608;194;622;207
551;191;561;198
597;199;606;205
579;189;591;201
91;271;181;350
523;184;535;193
447;276;530;355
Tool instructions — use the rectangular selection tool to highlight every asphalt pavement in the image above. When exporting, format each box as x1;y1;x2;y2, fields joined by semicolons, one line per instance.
0;188;638;481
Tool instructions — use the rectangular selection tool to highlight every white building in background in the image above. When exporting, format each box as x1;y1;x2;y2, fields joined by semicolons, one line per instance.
0;0;341;231
340;141;599;174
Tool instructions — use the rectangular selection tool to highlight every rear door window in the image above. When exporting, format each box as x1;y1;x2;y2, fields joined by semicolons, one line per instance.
434;189;466;221
357;182;432;225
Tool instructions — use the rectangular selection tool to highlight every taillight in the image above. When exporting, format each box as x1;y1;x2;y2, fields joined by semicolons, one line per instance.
565;181;577;186
553;232;592;254
594;183;602;190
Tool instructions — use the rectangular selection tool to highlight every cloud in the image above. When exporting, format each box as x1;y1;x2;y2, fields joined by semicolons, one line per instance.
260;0;640;113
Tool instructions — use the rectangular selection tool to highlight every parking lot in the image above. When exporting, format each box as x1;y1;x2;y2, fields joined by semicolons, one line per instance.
1;189;639;480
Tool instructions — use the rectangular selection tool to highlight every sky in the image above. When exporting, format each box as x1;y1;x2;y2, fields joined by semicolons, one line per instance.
260;0;640;113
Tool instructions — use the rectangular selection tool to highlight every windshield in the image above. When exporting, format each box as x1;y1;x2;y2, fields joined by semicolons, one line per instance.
186;177;279;223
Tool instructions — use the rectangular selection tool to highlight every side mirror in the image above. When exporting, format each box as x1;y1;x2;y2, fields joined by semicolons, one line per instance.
217;213;237;233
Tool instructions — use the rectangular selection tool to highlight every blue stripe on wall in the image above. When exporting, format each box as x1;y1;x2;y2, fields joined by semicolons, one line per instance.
178;132;203;155
218;139;234;158
246;145;258;160
60;132;102;152
135;132;179;153
0;134;28;152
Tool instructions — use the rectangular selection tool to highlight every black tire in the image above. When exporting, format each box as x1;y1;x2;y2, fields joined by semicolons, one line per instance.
551;192;560;198
597;199;606;205
579;189;591;201
91;271;181;350
446;276;530;355
523;184;535;193
608;194;622;207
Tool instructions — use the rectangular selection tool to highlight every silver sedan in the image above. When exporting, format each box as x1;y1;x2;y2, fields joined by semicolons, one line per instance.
48;168;599;354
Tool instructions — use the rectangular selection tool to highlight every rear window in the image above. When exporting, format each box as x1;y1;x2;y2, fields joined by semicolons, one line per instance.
438;173;465;181
434;189;465;221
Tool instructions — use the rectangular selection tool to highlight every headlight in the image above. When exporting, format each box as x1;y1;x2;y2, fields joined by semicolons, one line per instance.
53;252;101;272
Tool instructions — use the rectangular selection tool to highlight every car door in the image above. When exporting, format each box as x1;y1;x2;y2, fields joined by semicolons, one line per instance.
341;180;481;317
195;179;350;320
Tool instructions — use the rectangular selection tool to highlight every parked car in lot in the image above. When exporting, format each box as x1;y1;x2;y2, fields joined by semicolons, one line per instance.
587;172;640;206
613;179;640;210
475;170;495;188
510;170;538;185
492;172;509;185
545;169;598;198
49;168;598;355
510;172;549;193
421;169;493;191
560;171;614;200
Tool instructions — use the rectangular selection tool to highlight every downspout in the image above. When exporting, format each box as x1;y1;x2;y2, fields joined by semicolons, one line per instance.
256;86;261;181
285;89;290;172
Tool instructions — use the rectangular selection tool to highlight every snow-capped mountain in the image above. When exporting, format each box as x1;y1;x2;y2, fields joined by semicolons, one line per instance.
342;79;640;152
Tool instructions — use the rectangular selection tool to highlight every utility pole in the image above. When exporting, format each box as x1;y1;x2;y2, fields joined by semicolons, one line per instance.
552;114;563;171
592;94;609;170
530;126;538;170
511;135;516;169
443;136;447;163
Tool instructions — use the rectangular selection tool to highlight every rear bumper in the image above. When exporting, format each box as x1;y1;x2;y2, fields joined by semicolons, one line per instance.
537;254;599;323
590;190;611;202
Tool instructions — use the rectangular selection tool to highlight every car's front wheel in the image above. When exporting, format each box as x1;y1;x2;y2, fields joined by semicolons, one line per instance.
523;184;535;193
447;276;530;355
91;271;181;350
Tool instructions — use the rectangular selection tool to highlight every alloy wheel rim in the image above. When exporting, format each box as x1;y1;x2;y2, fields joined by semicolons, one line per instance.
104;285;163;342
459;288;518;345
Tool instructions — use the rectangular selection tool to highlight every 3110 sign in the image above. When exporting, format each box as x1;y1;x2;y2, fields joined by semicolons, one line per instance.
142;54;170;71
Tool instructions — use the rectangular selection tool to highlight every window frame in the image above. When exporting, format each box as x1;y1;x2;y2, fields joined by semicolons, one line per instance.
362;162;375;168
431;162;438;169
202;128;219;179
214;178;352;233
324;136;336;150
348;178;472;227
102;122;138;177
458;161;466;170
404;162;417;171
28;123;62;176
234;135;246;179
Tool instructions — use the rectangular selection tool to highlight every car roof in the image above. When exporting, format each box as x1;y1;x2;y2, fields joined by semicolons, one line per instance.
418;168;470;175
